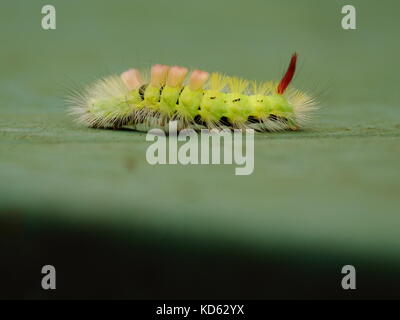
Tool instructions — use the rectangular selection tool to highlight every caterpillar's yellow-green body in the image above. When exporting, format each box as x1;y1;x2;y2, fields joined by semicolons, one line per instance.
69;54;317;132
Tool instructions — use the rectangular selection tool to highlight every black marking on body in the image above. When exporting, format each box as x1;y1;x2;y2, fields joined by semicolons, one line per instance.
194;115;206;125
209;96;216;100
158;85;164;102
279;117;289;125
232;98;241;102
176;87;185;104
268;114;278;121
269;114;288;123
219;116;231;126
139;84;147;100
247;116;260;124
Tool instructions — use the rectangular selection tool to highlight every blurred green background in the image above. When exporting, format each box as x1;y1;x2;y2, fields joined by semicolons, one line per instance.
1;0;400;298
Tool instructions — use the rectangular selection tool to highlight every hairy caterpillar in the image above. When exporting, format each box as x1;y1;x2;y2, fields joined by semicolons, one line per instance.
68;53;317;132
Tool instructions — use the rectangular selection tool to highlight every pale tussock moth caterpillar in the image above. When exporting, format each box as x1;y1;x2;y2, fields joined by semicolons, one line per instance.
68;53;318;132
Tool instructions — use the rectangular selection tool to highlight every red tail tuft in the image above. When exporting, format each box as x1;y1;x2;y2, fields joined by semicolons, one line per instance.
276;53;297;94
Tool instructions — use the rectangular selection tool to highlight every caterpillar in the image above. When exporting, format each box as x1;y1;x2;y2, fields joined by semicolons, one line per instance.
68;53;317;132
